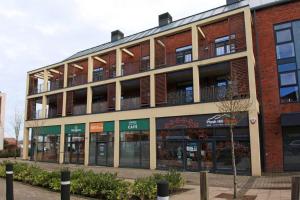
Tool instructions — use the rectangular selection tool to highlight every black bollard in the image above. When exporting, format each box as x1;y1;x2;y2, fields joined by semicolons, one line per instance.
200;171;209;200
6;163;14;200
61;170;70;200
157;180;169;200
291;177;300;200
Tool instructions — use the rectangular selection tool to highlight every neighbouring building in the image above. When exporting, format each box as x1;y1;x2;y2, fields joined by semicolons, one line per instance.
22;0;300;175
0;92;6;150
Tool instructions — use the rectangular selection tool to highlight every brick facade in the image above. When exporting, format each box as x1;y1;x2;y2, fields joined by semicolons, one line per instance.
254;1;300;172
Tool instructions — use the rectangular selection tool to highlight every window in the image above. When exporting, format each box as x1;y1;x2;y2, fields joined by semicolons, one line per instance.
176;45;192;64
93;67;104;81
215;35;236;56
276;43;295;59
274;21;300;103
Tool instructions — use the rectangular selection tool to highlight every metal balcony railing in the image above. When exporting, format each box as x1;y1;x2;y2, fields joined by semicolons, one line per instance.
93;68;116;82
121;97;141;110
29;83;44;95
30;109;43;120
155;52;193;68
122;59;150;76
166;90;194;106
49;79;64;91
68;74;87;87
199;36;246;60
201;86;227;103
92;101;109;113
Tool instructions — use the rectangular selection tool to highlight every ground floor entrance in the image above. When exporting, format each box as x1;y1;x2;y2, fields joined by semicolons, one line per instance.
283;126;300;171
89;122;114;166
64;123;85;164
156;114;251;174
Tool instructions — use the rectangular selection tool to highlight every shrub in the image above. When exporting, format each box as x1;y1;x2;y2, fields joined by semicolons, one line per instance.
0;161;184;200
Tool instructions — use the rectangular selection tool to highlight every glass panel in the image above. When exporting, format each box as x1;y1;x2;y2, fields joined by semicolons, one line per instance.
280;86;299;103
200;142;214;171
278;63;297;72
280;72;297;86
283;127;300;171
120;141;140;167
215;141;232;170
186;142;199;171
276;29;292;43
235;141;251;172
89;134;97;165
276;43;295;59
156;140;184;170
43;135;59;162
97;143;107;165
274;22;292;31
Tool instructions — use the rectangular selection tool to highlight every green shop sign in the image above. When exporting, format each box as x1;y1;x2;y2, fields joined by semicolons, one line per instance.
120;119;149;131
32;125;61;136
104;121;114;132
65;123;85;134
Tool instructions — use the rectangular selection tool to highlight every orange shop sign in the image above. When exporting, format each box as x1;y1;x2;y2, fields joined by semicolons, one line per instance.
90;122;103;133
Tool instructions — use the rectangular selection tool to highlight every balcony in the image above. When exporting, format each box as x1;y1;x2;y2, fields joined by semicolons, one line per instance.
121;97;141;110
167;90;193;106
29;83;44;95
68;74;87;87
49;79;64;91
201;86;227;103
93;51;116;81
92;101;109;113
73;104;86;115
47;66;64;91
46;93;63;118
122;59;150;76
66;89;87;116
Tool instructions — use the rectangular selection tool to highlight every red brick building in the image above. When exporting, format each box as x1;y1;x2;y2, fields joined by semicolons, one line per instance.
253;0;300;172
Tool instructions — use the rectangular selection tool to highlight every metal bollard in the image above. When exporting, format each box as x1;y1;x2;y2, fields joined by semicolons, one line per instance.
61;170;70;200
157;180;169;200
291;176;300;200
6;163;14;200
200;171;209;200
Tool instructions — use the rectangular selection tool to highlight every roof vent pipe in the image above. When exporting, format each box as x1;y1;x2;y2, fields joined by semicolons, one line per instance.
111;30;124;42
159;12;173;27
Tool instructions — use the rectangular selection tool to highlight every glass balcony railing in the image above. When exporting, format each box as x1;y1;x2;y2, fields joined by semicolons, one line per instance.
29;83;44;95
121;97;141;110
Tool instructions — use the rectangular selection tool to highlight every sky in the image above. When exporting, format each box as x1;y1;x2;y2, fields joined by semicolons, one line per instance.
0;0;225;138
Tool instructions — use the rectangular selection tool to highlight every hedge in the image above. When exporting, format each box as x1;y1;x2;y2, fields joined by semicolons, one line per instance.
0;161;184;200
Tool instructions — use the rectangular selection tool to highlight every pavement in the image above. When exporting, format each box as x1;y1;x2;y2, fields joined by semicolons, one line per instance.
0;158;297;199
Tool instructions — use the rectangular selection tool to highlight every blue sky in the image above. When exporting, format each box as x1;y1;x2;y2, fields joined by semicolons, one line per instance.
0;0;225;138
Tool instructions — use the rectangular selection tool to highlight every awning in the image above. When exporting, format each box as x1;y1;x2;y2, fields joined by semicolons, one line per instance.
281;113;300;127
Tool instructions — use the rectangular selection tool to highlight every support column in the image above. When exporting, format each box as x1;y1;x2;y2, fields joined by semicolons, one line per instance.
150;38;155;69
86;86;92;114
43;69;48;92
113;120;120;168
249;111;261;176
62;91;67;117
116;48;122;77
84;122;90;166
63;63;68;88
22;127;29;160
150;117;156;170
59;125;65;164
87;56;93;82
150;74;155;107
192;25;199;61
115;81;121;111
42;95;47;118
193;66;200;102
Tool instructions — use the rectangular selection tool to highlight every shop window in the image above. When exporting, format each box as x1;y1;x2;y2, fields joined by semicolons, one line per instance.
176;45;192;64
283;126;300;171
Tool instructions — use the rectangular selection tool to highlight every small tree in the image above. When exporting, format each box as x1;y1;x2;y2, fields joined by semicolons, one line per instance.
216;78;252;199
28;120;45;163
10;108;23;159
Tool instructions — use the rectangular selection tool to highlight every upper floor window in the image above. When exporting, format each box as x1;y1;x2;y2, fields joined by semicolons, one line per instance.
215;35;236;56
274;21;300;103
176;45;192;64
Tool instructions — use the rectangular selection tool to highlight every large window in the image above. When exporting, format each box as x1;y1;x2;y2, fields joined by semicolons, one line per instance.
31;135;60;163
176;45;192;64
215;35;236;56
120;131;149;168
274;21;300;103
64;133;85;164
283;126;300;171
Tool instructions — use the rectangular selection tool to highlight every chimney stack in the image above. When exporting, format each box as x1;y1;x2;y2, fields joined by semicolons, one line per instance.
111;30;124;42
159;12;173;27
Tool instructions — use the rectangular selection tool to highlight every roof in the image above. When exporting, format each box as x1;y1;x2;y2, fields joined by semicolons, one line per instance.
64;0;249;62
30;0;294;72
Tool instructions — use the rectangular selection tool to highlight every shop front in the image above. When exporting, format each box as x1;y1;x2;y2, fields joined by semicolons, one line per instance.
89;121;114;166
156;113;251;174
64;123;85;164
119;119;150;168
281;113;300;171
30;125;61;163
